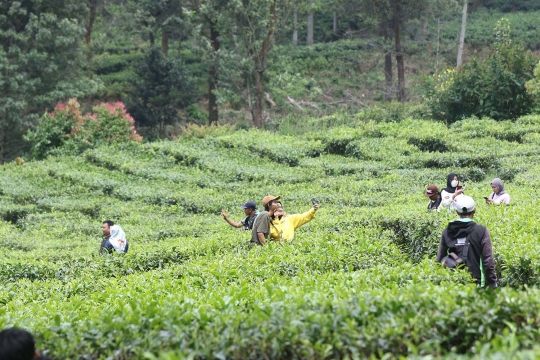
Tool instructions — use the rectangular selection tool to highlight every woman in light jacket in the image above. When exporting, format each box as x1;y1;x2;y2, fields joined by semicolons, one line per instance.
486;178;510;205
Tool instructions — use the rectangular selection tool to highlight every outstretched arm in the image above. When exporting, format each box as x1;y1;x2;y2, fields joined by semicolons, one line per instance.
289;204;318;229
221;209;243;228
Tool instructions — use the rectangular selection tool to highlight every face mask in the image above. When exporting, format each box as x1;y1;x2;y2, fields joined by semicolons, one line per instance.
451;180;459;187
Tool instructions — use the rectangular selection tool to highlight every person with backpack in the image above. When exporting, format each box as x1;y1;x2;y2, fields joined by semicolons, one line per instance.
436;195;497;288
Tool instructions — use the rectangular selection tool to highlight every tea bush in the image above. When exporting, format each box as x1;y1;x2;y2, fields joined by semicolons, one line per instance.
3;114;540;358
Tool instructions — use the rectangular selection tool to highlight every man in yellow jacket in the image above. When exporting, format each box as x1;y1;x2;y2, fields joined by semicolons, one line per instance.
270;200;319;241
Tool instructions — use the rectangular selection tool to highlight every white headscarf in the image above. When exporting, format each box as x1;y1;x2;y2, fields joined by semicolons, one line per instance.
109;225;128;253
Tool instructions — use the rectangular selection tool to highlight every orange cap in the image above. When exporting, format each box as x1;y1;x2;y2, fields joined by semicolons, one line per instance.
262;195;281;207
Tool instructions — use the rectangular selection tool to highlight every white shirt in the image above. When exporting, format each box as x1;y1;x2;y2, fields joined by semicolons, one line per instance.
441;190;465;210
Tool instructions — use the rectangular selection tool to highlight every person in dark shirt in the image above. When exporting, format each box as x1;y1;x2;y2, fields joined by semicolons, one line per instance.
0;328;51;360
436;195;497;288
100;220;115;254
424;184;442;211
221;200;259;230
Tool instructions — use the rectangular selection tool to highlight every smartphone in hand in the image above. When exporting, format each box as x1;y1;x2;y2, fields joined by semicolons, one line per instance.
456;185;463;191
310;198;317;205
483;196;489;200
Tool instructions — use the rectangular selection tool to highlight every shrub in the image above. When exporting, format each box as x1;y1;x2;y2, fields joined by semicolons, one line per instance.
25;99;142;159
185;104;208;126
24;99;81;160
424;19;537;123
525;60;540;106
69;101;142;147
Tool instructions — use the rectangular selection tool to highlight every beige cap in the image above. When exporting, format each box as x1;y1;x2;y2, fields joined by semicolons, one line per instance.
262;195;281;207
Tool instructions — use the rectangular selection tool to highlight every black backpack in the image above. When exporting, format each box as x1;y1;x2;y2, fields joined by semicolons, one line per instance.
441;237;469;269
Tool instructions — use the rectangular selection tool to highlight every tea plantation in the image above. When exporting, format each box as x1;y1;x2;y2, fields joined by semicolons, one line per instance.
2;117;540;359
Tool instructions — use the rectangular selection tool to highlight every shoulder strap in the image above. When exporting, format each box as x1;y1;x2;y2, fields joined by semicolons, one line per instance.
462;237;469;262
461;223;476;262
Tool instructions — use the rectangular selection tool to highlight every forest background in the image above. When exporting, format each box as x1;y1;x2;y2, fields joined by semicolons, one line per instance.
3;0;540;162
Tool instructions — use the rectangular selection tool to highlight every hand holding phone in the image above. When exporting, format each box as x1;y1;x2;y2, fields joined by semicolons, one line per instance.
311;198;319;211
483;196;488;200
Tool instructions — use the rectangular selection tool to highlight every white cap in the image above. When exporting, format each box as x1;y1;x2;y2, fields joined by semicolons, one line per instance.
454;195;475;214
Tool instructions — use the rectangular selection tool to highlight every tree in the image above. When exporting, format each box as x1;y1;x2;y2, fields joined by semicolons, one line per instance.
0;0;100;163
124;0;185;56
85;0;104;45
426;19;536;122
360;0;458;102
228;0;288;128
190;0;229;125
128;47;197;137
307;0;314;45
456;0;467;66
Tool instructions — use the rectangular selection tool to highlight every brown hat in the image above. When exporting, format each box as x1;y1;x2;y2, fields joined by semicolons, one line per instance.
424;185;439;197
262;195;281;207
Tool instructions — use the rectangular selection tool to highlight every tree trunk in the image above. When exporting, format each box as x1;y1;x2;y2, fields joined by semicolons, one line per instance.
307;0;314;46
85;1;97;45
436;18;441;71
249;0;276;128
421;17;428;40
232;25;238;49
394;19;405;102
162;32;169;58
333;11;338;36
385;51;393;102
292;9;298;45
149;31;155;45
253;70;264;128
457;0;468;67
1;125;7;165
208;20;220;125
384;22;393;102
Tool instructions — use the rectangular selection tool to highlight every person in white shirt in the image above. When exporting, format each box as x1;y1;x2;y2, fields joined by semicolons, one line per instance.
440;173;465;209
486;178;510;205
100;221;129;254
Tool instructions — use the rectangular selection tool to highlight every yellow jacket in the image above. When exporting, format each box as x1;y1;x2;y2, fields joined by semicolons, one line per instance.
270;208;316;241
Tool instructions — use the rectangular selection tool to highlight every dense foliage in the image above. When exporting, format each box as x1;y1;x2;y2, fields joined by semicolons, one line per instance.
3;115;540;358
24;99;142;159
424;19;536;123
3;0;540;162
128;47;197;137
0;0;100;163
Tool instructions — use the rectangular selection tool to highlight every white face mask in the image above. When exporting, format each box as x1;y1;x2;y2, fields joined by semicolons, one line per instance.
451;180;459;187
